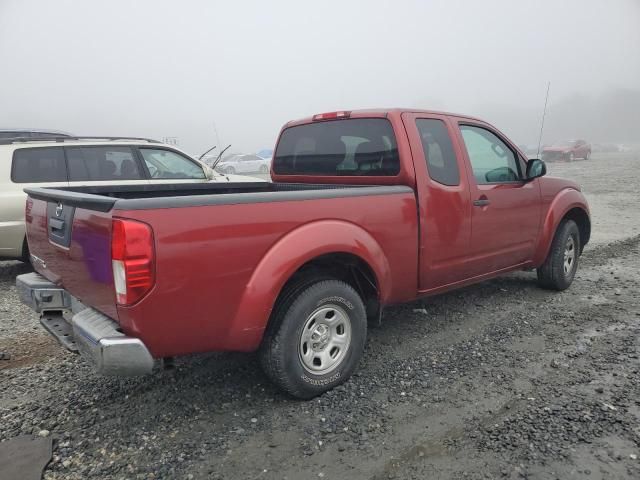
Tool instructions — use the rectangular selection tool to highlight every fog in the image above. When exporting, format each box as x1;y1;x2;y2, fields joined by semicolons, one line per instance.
1;0;639;155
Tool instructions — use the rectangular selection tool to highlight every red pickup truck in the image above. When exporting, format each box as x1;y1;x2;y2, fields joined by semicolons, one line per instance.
18;109;590;398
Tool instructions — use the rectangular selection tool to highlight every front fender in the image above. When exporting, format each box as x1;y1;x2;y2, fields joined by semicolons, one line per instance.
532;188;590;266
227;220;391;351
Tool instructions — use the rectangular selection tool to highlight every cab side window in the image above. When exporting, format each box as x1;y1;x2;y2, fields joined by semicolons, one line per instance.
460;125;520;184
416;119;460;186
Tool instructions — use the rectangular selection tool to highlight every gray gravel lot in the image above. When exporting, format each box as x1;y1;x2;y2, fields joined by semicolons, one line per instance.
1;153;639;479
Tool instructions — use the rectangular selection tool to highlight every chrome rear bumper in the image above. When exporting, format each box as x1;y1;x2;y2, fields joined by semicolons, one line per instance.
16;272;154;376
72;308;154;376
16;272;70;313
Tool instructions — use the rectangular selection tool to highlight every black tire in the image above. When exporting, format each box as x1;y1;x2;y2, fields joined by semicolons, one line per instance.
537;219;580;290
259;279;367;399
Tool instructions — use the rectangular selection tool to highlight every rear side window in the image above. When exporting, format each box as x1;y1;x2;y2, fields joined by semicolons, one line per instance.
273;118;400;176
11;148;67;183
66;146;143;181
416;119;460;186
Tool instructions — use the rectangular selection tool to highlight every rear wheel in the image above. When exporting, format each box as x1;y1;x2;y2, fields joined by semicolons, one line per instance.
537;220;580;290
259;279;367;399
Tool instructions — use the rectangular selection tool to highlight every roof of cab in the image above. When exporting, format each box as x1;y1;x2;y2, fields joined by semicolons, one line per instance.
285;108;485;127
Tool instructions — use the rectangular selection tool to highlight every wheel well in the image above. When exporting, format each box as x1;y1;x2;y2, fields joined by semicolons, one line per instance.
278;253;380;320
563;207;590;252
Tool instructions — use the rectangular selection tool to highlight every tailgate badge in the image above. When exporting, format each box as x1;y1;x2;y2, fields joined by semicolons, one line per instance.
55;203;63;217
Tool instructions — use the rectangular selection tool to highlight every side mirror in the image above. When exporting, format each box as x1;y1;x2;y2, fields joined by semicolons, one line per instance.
526;158;546;180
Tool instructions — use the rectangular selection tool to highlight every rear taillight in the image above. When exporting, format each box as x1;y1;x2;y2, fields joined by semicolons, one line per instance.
111;219;155;306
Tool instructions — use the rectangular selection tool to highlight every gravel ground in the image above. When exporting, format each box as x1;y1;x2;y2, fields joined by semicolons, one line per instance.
1;153;639;479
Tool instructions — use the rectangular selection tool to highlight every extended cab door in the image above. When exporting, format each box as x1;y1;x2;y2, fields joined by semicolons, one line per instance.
402;113;473;291
455;121;541;276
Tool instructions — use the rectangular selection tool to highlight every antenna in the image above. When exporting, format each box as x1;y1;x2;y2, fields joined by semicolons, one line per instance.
536;81;551;158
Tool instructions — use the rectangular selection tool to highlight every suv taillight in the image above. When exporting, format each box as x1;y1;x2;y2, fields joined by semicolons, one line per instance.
111;219;155;306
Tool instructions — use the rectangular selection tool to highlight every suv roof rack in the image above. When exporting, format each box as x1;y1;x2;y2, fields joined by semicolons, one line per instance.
0;136;161;145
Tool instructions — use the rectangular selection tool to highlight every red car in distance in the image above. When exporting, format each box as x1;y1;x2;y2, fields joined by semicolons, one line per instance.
542;139;591;161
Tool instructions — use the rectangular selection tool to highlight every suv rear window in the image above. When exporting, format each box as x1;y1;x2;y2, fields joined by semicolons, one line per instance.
11;148;67;183
273;118;400;176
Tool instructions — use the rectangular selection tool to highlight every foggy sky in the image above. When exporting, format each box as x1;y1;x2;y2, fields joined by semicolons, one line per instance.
1;0;639;155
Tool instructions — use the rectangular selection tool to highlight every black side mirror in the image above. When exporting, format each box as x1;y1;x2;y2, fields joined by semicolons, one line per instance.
526;158;546;180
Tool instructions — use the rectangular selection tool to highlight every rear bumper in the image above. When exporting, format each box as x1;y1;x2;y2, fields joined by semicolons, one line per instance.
16;272;154;376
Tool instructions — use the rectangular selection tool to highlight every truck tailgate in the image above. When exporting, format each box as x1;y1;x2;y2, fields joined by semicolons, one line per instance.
26;193;118;320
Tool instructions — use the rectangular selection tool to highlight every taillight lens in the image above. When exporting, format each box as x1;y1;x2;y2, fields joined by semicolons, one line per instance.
111;219;155;306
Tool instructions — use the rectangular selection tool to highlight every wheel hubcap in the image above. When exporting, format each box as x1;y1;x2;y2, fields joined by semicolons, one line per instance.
299;305;352;375
563;236;576;275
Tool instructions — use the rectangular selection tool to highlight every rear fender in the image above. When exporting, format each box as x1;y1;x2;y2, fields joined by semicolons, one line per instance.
228;220;391;350
532;188;590;266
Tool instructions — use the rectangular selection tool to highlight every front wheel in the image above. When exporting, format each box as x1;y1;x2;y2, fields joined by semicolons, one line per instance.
259;279;367;399
537;219;580;290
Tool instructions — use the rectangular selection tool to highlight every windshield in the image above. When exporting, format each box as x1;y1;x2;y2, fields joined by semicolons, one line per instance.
273;118;400;176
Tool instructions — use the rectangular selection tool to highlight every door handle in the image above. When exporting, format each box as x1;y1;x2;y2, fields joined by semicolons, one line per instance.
473;198;491;207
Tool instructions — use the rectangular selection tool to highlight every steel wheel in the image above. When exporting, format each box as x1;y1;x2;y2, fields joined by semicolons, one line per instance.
298;305;352;375
563;236;576;275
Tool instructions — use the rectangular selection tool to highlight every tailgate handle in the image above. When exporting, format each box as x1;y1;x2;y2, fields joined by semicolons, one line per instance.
46;202;75;248
49;218;65;231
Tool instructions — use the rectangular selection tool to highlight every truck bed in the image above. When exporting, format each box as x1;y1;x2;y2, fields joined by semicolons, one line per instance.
24;181;418;357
